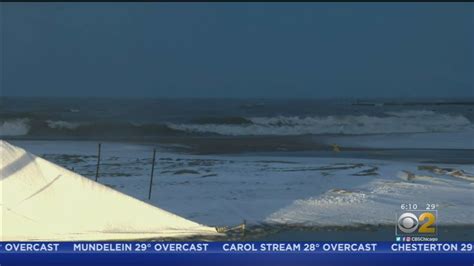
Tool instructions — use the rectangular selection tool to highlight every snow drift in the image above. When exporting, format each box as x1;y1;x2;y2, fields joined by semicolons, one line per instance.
0;140;220;241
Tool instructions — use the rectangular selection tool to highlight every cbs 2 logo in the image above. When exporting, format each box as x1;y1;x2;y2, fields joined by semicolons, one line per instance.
397;212;436;234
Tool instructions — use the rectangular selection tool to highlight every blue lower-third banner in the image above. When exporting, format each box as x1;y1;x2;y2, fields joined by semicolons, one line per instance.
0;241;472;253
0;242;472;266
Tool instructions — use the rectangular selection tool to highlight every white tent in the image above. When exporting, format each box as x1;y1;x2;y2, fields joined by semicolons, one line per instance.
0;140;220;241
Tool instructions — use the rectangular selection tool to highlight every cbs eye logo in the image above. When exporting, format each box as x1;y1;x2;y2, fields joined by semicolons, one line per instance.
397;212;436;234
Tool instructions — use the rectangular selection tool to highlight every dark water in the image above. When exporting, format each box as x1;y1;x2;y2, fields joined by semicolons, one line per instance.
1;97;473;151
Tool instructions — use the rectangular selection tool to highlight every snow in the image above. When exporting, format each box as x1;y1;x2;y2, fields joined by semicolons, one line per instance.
0;140;220;241
8;140;473;229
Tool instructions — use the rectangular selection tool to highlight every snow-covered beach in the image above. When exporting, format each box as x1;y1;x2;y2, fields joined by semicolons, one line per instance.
8;139;473;240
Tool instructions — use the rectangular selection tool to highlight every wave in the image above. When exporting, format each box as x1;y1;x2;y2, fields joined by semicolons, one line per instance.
168;111;473;136
189;116;252;125
46;120;83;130
1;111;472;138
384;110;438;117
0;118;190;138
0;119;31;136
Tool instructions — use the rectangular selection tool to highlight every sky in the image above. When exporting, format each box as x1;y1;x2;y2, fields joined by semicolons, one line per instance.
1;3;473;98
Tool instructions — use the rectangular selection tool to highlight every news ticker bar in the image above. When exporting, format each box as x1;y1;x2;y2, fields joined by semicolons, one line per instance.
0;242;472;254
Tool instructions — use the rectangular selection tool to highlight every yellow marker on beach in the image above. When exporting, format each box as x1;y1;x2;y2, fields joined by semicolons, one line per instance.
332;144;341;152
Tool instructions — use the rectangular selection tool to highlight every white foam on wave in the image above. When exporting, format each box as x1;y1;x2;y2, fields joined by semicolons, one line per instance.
0;119;30;136
46;120;83;130
168;111;472;136
384;110;437;117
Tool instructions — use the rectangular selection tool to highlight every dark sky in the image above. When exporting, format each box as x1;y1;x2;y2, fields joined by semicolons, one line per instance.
1;3;473;98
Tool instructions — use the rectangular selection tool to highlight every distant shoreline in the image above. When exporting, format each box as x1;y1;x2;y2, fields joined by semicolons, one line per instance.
353;100;474;106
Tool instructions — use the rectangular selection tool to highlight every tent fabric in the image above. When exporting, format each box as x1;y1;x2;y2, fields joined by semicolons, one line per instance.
0;140;220;241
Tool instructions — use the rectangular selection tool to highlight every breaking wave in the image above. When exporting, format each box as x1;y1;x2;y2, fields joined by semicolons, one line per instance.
168;111;473;136
0;118;188;138
46;120;83;130
1;111;472;138
0;119;31;136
